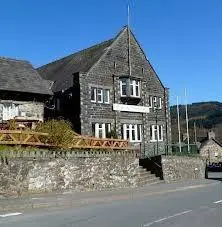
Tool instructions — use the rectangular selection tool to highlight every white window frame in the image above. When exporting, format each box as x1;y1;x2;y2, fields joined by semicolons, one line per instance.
135;80;140;97
123;124;142;142
158;125;163;141
94;123;111;138
91;87;97;103
2;103;19;121
159;97;162;109
150;125;163;142
129;79;140;98
120;79;141;98
97;88;103;103
153;96;157;109
149;96;153;108
120;79;127;97
103;89;110;104
95;123;105;138
137;125;142;141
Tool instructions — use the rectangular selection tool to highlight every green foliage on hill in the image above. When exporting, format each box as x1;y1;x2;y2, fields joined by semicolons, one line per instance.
170;101;222;143
171;101;222;129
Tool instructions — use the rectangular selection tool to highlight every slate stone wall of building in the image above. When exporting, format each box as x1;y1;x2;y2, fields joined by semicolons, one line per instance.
161;155;206;183
80;27;170;158
0;150;143;197
200;140;222;163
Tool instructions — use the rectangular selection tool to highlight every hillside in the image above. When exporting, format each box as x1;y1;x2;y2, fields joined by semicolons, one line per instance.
170;101;222;143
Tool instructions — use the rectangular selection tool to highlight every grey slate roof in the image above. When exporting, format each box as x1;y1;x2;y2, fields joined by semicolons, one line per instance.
37;39;114;92
0;57;52;95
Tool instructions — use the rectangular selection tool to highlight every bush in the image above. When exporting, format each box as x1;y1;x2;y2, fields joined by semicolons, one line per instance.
35;119;77;149
8;119;17;130
106;129;118;139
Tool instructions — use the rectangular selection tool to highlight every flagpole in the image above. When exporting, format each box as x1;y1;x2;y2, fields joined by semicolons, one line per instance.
185;88;190;152
128;4;130;28
177;96;182;153
194;121;197;144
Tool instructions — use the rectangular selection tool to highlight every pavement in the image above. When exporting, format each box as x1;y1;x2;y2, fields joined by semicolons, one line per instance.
0;172;222;226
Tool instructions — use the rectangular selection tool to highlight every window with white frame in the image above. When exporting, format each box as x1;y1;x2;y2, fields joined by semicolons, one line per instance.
120;78;140;98
97;88;103;103
158;97;162;109
122;124;142;142
148;96;153;107
92;123;111;138
129;79;140;97
149;96;162;110
104;89;110;104
150;125;163;142
153;96;157;109
91;87;110;104
120;79;127;97
91;87;97;102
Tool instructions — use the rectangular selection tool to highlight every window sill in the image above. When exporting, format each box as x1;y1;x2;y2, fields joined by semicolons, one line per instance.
152;107;163;110
121;96;141;99
150;140;164;143
91;101;111;105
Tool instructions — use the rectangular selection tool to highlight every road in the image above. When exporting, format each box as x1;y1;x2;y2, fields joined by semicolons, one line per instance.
1;173;222;227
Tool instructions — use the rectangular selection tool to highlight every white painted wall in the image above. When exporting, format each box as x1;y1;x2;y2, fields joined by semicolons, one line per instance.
0;100;44;122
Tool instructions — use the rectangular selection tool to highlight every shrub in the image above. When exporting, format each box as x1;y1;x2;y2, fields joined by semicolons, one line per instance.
8;119;17;130
106;129;118;139
35;119;77;149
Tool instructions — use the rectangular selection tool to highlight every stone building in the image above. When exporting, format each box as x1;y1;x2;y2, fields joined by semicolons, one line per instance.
200;131;222;163
38;26;171;157
0;57;52;127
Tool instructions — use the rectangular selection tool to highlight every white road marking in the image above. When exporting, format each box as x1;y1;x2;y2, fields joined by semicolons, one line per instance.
0;212;22;218
144;210;192;227
213;200;222;204
31;197;44;200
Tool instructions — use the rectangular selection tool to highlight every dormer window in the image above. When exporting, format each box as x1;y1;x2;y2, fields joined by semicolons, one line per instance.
120;78;141;98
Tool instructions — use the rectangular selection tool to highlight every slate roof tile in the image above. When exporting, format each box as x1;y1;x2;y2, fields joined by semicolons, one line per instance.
37;39;114;92
0;57;52;95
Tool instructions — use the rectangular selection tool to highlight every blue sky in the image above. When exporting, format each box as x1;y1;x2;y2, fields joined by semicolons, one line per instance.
1;0;222;105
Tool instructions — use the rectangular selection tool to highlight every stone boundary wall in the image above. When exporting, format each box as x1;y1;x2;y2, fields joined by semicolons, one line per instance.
161;155;206;183
0;149;141;197
0;148;135;160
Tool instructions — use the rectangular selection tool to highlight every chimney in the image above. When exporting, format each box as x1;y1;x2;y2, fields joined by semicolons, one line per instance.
208;130;215;140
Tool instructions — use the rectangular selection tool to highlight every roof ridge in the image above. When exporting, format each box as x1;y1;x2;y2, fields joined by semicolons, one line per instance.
85;26;128;74
38;38;114;69
212;138;222;147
